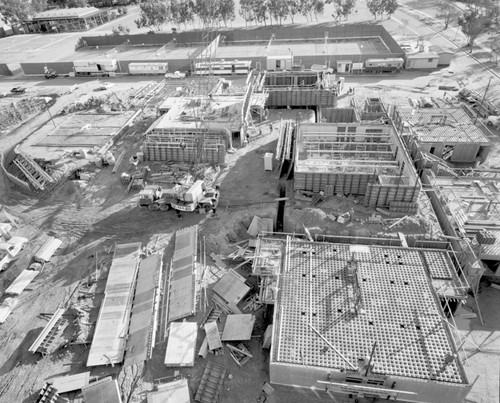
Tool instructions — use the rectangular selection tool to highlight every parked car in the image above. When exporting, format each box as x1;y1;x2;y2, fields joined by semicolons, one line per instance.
10;87;27;94
165;71;186;79
0;237;28;271
94;82;114;91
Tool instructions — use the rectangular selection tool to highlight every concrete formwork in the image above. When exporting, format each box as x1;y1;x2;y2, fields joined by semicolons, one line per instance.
267;238;470;403
293;122;419;208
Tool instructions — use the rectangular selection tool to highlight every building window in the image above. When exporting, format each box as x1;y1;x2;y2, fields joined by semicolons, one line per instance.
428;58;434;62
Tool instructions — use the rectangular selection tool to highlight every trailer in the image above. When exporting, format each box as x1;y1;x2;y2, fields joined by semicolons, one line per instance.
193;60;251;76
73;59;117;77
128;62;168;75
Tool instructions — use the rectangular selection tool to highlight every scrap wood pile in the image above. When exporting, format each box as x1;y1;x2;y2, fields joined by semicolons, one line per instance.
226;239;256;270
146;163;221;187
0;98;47;131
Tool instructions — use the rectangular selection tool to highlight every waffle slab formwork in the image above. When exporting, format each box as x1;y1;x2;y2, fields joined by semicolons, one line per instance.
270;240;470;403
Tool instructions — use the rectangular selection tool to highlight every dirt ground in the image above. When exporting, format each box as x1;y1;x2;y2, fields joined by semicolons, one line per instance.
0;27;500;403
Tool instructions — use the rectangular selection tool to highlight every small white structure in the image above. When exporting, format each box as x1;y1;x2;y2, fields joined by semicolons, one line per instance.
429;45;454;66
128;62;168;75
264;153;274;171
266;55;293;71
336;60;352;73
73;59;117;76
405;52;439;69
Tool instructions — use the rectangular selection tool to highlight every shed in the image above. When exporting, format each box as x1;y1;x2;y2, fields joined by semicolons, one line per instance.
27;7;108;33
429;45;454;66
405;52;439;69
266;55;293;71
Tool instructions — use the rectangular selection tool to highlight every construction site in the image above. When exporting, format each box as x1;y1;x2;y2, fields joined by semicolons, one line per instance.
1;17;500;403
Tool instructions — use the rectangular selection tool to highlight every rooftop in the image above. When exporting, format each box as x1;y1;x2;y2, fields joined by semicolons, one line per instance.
32;7;102;21
270;239;468;384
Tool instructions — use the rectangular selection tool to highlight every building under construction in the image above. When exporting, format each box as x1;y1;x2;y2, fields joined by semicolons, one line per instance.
394;107;491;164
253;236;470;403
293;121;420;209
143;76;268;163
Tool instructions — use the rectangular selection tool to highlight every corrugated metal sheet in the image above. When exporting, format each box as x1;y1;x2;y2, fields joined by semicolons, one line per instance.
5;270;38;295
34;237;62;263
86;242;141;367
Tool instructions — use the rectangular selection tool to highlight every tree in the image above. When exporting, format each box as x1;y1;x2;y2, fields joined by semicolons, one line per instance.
367;0;383;19
239;0;256;25
436;1;460;29
268;0;288;25
458;8;491;50
31;0;47;13
66;0;88;7
135;0;170;31
312;0;325;21
0;0;33;24
112;24;130;35
382;0;399;18
332;0;356;20
219;0;235;27
288;0;300;23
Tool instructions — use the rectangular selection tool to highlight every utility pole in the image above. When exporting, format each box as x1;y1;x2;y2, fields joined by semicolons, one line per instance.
474;77;492;125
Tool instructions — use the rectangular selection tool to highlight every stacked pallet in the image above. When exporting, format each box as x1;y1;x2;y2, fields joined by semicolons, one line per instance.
476;230;497;245
195;361;226;403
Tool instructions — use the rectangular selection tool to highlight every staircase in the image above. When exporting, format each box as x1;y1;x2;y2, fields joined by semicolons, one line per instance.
13;147;54;191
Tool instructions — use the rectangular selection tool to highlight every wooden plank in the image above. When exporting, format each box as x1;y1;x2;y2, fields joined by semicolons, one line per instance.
5;270;38;295
204;321;222;351
47;372;90;393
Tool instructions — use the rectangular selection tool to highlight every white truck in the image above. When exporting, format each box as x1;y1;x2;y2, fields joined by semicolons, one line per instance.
0;237;28;271
164;71;186;79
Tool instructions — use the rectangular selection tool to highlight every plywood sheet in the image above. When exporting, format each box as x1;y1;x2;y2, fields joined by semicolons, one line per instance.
5;270;38;295
82;378;122;403
164;322;197;367
47;372;90;393
147;378;190;403
221;315;255;341
212;270;250;306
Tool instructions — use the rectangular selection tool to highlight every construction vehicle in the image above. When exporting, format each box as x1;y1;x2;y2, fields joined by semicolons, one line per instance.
170;180;219;212
44;66;58;79
486;115;500;129
138;180;219;213
137;185;174;211
0;237;28;271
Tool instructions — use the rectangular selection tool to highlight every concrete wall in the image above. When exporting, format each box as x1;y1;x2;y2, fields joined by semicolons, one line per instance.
417;142;488;163
20;62;75;75
0;152;30;191
0;64;12;76
270;363;470;403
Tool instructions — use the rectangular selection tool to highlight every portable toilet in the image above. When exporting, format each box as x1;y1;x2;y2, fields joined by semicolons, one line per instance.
264;153;274;171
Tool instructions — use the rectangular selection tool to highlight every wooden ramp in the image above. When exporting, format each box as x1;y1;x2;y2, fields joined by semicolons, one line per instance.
124;254;163;367
6;270;38;295
86;242;141;367
29;309;66;355
167;225;198;322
